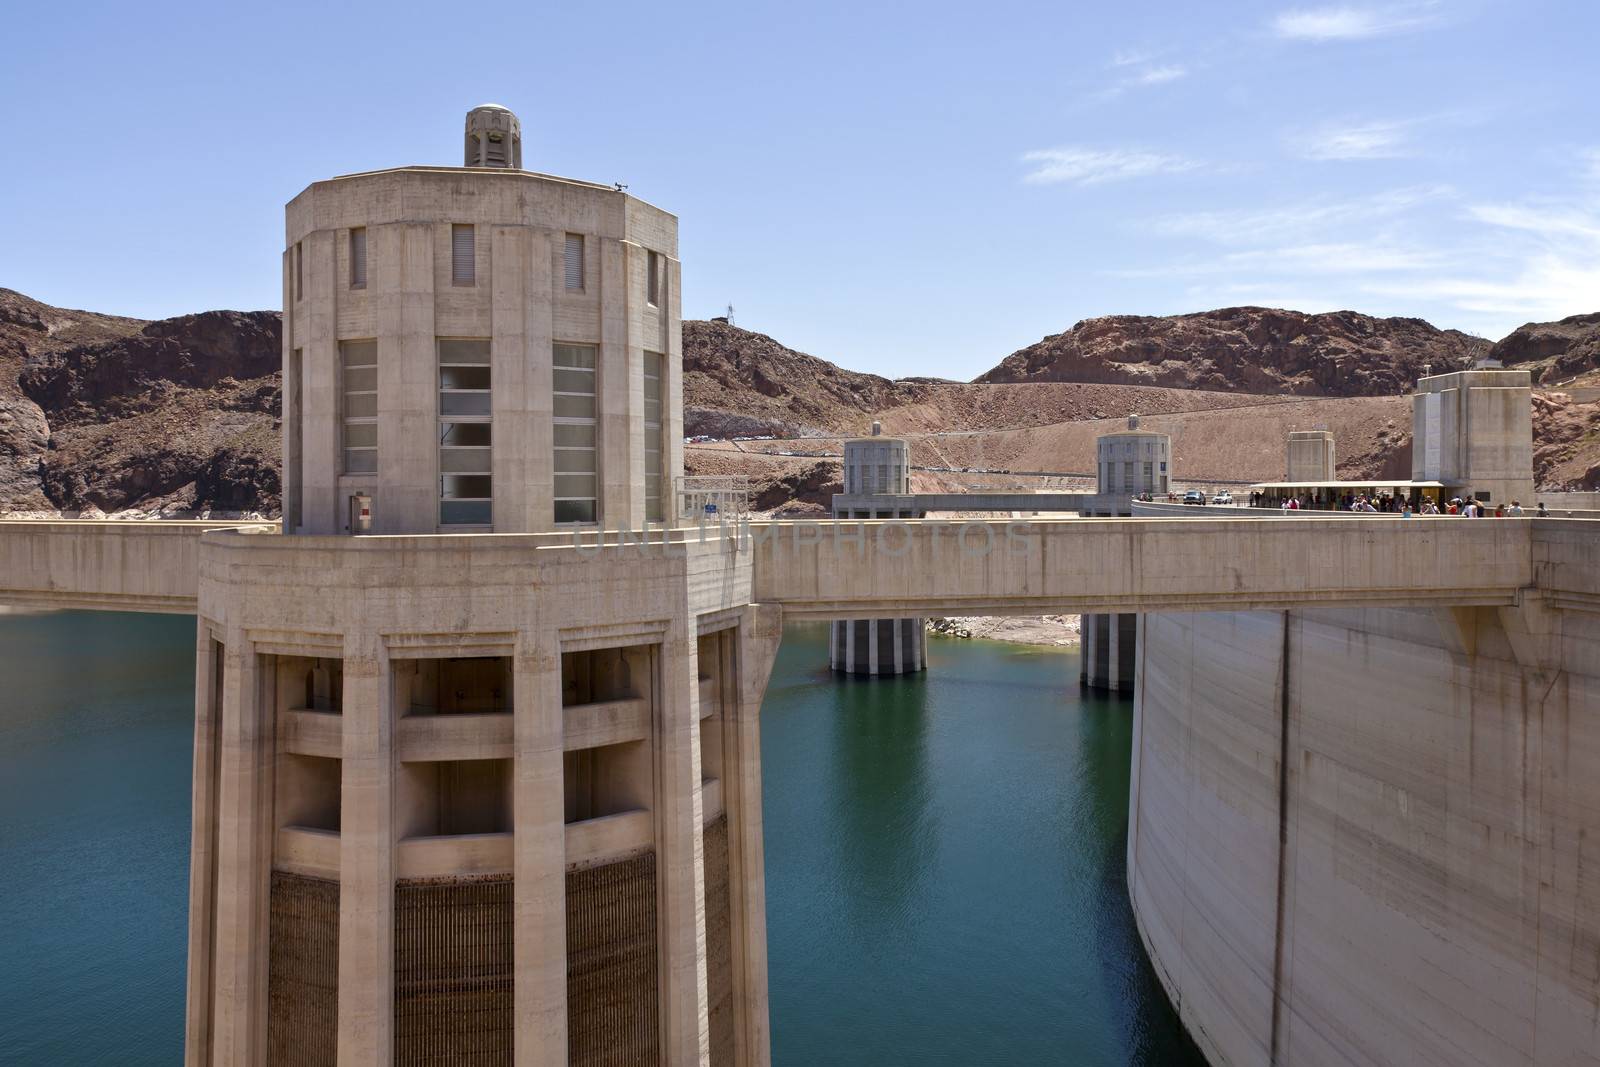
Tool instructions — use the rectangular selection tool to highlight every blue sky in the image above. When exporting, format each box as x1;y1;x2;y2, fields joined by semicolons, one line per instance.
1;0;1595;379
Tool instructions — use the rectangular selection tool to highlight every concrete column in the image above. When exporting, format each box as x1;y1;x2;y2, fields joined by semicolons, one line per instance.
726;604;782;1066
513;630;567;1064
1080;614;1096;685
207;632;270;1066
1108;612;1122;691
185;627;224;1067
375;223;438;534
657;618;710;1063
300;234;341;535
336;638;394;1066
599;239;635;529
868;614;879;674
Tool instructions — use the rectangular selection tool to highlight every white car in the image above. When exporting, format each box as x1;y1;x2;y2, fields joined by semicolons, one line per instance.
1211;492;1233;505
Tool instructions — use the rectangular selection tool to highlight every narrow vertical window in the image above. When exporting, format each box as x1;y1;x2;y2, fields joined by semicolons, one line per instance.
287;348;303;530
294;242;303;301
340;341;378;474
553;343;598;524
349;228;367;289
451;225;475;286
646;250;660;306
644;352;664;522
438;339;492;526
564;233;584;292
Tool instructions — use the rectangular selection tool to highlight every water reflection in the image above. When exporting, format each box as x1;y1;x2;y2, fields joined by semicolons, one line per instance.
763;623;1205;1066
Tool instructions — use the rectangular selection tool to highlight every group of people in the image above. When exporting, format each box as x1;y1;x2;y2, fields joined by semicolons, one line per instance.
1273;493;1545;517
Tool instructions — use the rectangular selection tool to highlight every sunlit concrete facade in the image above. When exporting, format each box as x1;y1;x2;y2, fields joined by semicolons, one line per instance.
280;114;682;536
1285;429;1335;482
185;108;774;1067
1412;367;1535;506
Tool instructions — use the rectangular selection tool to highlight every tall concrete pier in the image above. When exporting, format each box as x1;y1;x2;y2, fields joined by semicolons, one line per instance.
1080;415;1168;692
828;427;926;676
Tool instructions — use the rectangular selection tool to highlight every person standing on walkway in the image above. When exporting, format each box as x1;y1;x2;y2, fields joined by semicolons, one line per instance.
1508;501;1524;516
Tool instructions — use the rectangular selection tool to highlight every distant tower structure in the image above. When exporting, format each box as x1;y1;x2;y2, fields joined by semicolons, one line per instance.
1081;414;1171;693
1095;414;1170;497
1287;430;1337;482
830;427;926;675
727;304;735;327
463;103;522;168
1412;367;1534;505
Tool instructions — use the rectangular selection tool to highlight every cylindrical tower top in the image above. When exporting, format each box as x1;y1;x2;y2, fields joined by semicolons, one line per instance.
1128;413;1140;430
464;104;522;169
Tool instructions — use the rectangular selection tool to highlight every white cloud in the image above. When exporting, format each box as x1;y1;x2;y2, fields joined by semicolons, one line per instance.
1293;119;1412;160
1466;202;1600;241
1273;3;1439;41
1109;47;1157;67
1147;185;1454;244
1134;65;1188;86
1021;147;1201;186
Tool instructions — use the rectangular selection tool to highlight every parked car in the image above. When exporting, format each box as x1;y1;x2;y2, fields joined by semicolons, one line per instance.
1183;489;1206;505
1211;491;1233;505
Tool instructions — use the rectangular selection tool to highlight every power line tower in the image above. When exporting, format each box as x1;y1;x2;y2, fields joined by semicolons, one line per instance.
726;304;735;327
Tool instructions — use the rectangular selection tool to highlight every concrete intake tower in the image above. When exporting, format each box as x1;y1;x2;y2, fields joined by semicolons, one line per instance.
185;107;776;1066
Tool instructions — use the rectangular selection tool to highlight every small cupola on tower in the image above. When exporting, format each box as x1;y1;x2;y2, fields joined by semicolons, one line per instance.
463;104;522;168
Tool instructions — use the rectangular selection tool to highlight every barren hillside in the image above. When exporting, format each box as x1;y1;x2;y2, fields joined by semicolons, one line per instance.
4;289;1598;517
0;289;280;515
976;307;1489;396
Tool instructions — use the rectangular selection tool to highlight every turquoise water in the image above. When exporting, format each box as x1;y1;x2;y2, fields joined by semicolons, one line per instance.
763;624;1201;1066
0;612;1200;1065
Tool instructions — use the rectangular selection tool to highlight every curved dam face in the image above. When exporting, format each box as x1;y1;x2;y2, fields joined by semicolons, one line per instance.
1129;606;1600;1067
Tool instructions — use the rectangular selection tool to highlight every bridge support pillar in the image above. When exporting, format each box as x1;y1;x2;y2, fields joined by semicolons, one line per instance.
1081;613;1137;694
829;617;926;676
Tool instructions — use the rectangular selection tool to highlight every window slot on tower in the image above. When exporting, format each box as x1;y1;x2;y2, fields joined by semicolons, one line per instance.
294;242;303;301
340;341;378;474
644;352;664;522
439;339;492;526
349;227;366;289
564;233;585;292
451;224;475;286
553;343;598;524
646;249;660;306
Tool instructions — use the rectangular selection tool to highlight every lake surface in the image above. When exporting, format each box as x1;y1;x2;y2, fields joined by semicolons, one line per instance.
0;611;1201;1065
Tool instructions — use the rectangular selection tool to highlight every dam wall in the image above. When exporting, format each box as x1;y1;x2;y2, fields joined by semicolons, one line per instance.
1129;603;1600;1066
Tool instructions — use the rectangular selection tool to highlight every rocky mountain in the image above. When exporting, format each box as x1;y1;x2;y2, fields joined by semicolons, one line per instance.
0;289;280;515
976;307;1490;395
1489;313;1600;384
5;289;1599;517
683;319;928;437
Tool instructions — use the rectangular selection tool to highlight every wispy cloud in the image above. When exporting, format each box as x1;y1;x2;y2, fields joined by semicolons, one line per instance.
1272;3;1440;42
1113;240;1447;279
1293;119;1413;160
1134;172;1600;336
1021;147;1201;186
1147;185;1454;244
1094;49;1191;99
1132;65;1188;86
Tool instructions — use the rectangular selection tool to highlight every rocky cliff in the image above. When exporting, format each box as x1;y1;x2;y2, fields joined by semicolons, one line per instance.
0;289;280;515
1489;312;1600;384
683;319;928;437
976;307;1490;395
